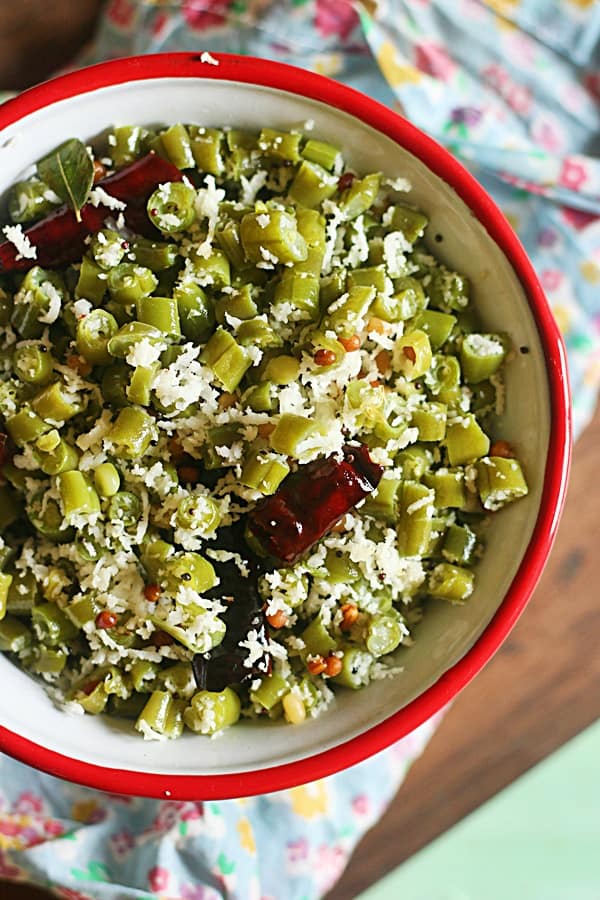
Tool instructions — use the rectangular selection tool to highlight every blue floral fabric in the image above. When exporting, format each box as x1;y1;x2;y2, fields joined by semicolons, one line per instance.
1;2;598;898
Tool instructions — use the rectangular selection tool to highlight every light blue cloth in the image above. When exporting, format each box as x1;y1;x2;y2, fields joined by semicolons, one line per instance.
1;2;598;898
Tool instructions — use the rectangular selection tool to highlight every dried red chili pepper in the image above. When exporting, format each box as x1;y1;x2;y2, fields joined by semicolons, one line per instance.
247;444;383;565
0;153;183;273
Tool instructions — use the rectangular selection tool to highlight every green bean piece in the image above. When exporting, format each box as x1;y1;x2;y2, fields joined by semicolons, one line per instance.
90;229;127;270
0;615;31;653
244;381;275;413
366;614;403;657
150;607;225;652
396;480;435;557
71;679;109;715
34;434;79;476
184;687;241;734
11;268;66;339
250;673;289;710
130;660;160;693
8;178;60;224
361;474;401;524
0;573;13;621
189;247;231;289
101;363;129;407
58;470;101;518
74;309;118;367
200;327;252;392
32;646;67;676
429;562;475;603
241;450;290;495
323;549;361;583
425;354;462;405
301;615;337;658
446;414;490;466
201;424;241;470
107;491;142;530
127;361;159;406
31;602;78;647
6;406;52;446
27;492;74;542
428;268;470;312
75;255;108;305
322;284;375;337
332;646;373;689
476;456;529;510
189;126;225;175
107;406;157;459
348;264;387;293
162;551;217;594
158;662;195;698
259;128;302;162
107;264;158;305
289;160;338;208
296;208;326;249
147;182;196;234
274;271;320;319
0;485;23;531
32;382;84;424
175;494;221;532
388;205;428;243
395;329;433;380
319;267;346;305
215;285;258;323
442;523;477;565
136;295;181;337
109;693;147;719
460;333;507;383
130;237;179;271
6;569;38;616
160;123;195;169
65;595;101;629
338;172;381;221
424;468;466;508
110;125;148;166
373;277;426;322
106;321;164;359
261;355;300;385
12;344;53;385
236;317;283;349
173;282;215;342
215;220;247;270
269;413;317;457
411;402;447;442
413;309;457;350
301;138;341;171
0;543;16;571
240;208;308;266
141;538;175;581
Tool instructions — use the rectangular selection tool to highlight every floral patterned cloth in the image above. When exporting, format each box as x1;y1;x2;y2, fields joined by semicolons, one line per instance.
1;1;598;898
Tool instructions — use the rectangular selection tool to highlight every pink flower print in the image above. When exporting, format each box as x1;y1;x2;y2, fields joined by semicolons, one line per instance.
43;819;64;837
540;269;563;292
506;84;532;116
531;115;565;154
105;0;137;30
414;42;457;81
0;817;20;837
151;11;171;38
148;864;171;893
286;836;309;863
315;844;349;892
482;62;509;93
151;800;186;834
14;791;44;816
351;793;370;816
109;828;136;861
181;800;204;820
56;890;96;900
559;157;588;192
182;0;232;32
561;206;599;231
314;0;359;41
537;227;559;248
0;849;23;880
181;884;221;900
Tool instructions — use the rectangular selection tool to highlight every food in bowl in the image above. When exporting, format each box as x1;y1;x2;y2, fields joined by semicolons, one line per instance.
0;121;529;740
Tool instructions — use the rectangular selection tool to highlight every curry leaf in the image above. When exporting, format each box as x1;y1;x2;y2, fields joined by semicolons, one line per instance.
36;138;94;222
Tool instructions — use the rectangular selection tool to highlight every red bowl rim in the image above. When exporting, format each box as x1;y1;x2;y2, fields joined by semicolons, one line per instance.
0;52;571;800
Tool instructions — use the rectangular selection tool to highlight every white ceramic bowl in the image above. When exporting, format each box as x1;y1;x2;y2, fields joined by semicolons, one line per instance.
0;54;570;798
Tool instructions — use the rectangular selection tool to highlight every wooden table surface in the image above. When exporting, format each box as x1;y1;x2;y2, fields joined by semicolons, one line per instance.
1;4;598;898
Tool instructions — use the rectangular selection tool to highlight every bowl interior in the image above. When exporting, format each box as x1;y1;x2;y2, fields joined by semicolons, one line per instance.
0;75;549;778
